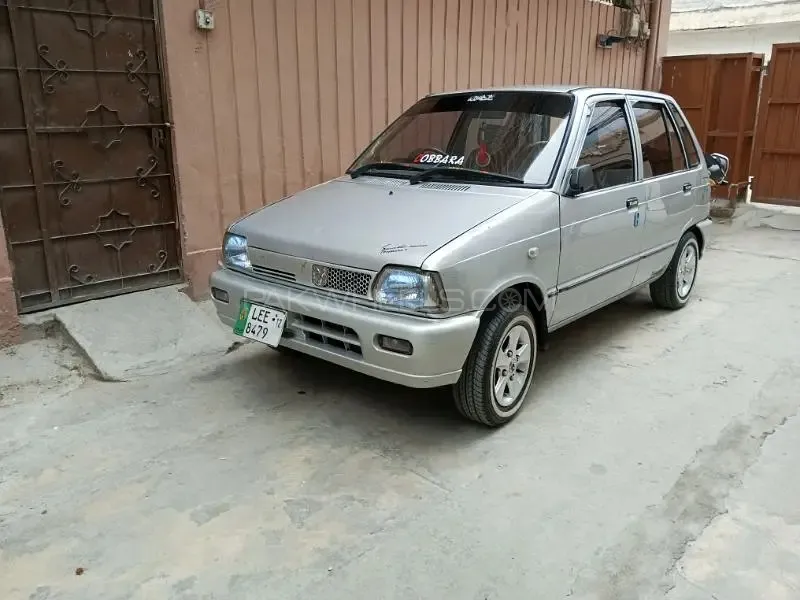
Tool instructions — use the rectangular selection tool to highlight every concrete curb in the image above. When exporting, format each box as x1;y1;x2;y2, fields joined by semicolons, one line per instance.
22;286;242;382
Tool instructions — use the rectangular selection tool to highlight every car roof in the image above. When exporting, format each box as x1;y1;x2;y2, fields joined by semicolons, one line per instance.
427;85;675;103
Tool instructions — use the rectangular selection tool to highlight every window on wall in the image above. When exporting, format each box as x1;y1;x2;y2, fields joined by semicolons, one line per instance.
633;101;686;177
668;103;701;167
576;100;635;191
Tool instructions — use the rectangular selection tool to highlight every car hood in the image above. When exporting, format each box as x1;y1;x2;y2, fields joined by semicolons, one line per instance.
232;176;534;271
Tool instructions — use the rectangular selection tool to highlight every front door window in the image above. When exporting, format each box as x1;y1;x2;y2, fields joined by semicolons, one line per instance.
576;100;635;191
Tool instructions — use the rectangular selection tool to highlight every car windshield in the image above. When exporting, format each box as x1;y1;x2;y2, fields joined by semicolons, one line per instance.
348;91;574;185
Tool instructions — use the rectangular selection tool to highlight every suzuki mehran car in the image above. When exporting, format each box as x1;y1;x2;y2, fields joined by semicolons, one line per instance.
210;86;729;427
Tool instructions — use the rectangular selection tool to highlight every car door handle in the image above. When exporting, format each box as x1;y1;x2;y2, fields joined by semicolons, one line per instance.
682;183;693;193
626;197;639;209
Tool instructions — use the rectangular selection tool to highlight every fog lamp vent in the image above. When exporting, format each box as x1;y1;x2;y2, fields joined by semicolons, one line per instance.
211;287;229;303
377;335;413;355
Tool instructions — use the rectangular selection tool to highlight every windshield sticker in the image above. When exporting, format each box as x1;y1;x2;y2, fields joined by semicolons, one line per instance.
381;243;428;254
413;153;466;166
467;93;495;102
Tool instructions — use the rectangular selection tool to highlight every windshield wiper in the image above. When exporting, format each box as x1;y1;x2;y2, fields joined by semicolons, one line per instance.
409;166;523;185
349;162;425;179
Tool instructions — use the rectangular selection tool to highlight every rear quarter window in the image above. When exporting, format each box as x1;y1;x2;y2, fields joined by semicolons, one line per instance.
668;103;701;167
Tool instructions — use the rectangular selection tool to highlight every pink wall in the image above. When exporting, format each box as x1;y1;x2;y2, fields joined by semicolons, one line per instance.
162;0;660;298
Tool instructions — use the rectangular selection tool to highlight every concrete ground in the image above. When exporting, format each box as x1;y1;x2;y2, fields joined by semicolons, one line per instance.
2;215;800;600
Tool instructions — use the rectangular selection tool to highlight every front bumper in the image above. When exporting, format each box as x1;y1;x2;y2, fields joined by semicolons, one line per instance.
209;268;481;388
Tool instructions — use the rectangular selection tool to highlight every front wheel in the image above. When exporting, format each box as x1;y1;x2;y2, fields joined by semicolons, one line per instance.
650;231;700;310
453;305;538;427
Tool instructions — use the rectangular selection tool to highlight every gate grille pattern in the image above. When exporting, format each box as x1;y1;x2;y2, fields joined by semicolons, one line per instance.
0;0;180;312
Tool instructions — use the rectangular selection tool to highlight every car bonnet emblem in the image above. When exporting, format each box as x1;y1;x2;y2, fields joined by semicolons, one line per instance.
311;264;329;287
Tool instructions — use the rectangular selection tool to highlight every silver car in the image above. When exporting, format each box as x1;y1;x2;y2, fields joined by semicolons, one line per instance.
210;86;729;426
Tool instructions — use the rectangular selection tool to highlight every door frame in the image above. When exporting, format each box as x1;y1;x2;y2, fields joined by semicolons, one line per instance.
552;94;646;326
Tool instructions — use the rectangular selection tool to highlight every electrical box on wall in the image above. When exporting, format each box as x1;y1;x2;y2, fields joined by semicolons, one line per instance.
620;11;650;40
196;9;214;30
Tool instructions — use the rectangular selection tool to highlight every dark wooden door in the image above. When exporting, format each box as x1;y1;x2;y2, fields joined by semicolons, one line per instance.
661;52;763;199
0;0;180;313
752;43;800;206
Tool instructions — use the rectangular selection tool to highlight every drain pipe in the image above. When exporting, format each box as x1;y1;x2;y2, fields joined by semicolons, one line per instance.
643;0;670;90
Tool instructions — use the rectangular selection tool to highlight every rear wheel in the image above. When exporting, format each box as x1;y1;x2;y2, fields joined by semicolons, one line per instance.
650;231;699;310
453;304;538;427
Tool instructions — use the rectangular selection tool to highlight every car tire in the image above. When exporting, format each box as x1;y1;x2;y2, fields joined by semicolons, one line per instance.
453;304;538;427
650;231;700;310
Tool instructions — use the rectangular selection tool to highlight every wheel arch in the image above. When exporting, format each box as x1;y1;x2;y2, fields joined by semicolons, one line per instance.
686;223;706;257
481;280;549;342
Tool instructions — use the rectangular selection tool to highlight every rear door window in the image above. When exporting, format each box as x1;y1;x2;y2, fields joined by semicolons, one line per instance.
632;101;685;178
668;103;701;167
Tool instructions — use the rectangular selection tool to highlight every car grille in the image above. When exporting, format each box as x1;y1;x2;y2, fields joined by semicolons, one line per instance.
313;265;372;297
251;265;296;282
247;247;375;298
290;315;362;356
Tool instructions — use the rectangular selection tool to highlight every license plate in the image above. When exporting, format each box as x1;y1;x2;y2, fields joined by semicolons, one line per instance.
233;301;287;347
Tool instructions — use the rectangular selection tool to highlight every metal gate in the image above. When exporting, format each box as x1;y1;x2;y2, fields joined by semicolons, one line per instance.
0;0;180;313
751;43;800;206
661;52;763;199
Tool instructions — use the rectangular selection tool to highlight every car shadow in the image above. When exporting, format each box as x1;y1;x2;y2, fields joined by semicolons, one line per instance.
534;289;660;386
199;290;663;434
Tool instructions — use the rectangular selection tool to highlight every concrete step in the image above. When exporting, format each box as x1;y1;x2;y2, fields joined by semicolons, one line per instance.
22;285;241;382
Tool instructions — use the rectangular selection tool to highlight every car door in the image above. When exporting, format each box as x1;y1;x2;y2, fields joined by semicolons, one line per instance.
668;100;710;218
628;97;701;287
553;97;648;326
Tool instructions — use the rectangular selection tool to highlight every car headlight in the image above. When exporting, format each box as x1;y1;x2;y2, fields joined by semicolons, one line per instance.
223;232;251;269
373;267;448;313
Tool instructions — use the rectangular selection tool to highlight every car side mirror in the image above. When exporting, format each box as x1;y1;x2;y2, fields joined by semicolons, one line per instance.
566;164;595;196
706;152;730;185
